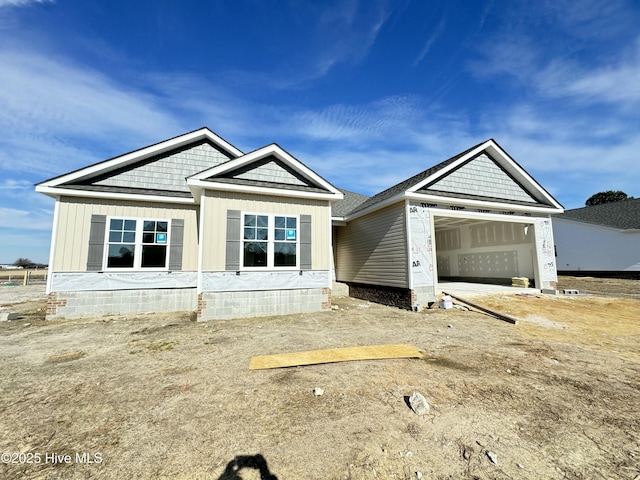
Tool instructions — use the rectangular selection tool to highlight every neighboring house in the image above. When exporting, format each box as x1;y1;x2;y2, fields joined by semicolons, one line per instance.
553;198;640;275
36;128;343;320
37;131;564;320
333;139;564;310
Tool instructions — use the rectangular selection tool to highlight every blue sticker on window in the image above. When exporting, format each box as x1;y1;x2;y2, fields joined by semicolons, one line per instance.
156;233;167;244
286;229;296;240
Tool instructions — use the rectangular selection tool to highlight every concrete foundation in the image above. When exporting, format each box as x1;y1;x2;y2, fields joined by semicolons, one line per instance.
46;288;197;319
198;287;331;321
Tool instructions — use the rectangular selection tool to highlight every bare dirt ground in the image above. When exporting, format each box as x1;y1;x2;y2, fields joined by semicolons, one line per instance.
0;277;639;480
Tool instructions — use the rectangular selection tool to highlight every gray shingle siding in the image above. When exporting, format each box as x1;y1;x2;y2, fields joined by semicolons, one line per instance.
91;142;233;192
347;142;484;215
228;157;309;186
427;154;536;203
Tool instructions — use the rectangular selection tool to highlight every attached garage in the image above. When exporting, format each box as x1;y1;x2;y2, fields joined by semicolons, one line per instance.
334;139;563;309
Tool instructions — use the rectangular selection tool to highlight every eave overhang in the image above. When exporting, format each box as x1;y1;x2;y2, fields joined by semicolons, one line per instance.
34;185;197;205
35;127;243;189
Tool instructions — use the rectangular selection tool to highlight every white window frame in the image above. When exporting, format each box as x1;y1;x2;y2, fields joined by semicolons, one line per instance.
241;212;300;270
103;216;171;271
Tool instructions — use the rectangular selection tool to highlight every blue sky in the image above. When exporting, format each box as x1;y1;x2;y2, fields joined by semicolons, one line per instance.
1;0;639;264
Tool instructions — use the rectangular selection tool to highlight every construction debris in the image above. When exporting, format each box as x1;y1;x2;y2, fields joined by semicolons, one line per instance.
408;391;430;415
249;344;423;370
443;292;519;325
486;451;498;465
440;295;453;309
511;277;530;288
0;312;19;321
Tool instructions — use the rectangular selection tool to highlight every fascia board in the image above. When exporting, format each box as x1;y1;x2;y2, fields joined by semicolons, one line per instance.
34;186;196;205
189;144;343;196
430;208;540;224
405;192;564;214
484;142;563;209
38;128;243;188
407;141;491;193
187;178;343;201
407;139;563;211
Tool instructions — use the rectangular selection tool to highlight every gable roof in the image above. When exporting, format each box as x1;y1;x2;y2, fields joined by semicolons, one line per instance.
346;139;563;218
36;127;243;204
558;198;640;229
332;189;370;217
187;143;343;202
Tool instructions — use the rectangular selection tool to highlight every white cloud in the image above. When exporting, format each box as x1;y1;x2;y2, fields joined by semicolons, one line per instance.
0;206;51;230
468;1;640;108
0;0;52;7
413;17;446;67
0;48;191;176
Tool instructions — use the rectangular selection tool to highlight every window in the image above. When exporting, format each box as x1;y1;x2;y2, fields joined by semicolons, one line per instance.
106;218;169;269
243;214;269;267
242;214;298;268
274;216;297;266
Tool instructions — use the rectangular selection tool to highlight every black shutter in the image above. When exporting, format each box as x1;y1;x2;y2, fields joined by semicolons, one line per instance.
168;218;184;270
225;210;241;270
87;214;107;271
300;214;312;270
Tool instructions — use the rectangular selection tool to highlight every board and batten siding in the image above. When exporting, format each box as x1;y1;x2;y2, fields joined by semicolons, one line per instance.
201;190;331;271
335;202;408;288
53;196;199;271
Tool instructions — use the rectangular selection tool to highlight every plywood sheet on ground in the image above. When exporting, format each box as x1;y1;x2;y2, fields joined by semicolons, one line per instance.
249;344;423;370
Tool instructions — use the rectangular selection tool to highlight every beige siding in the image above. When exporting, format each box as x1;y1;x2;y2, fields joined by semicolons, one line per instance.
202;191;331;271
336;202;408;288
53;196;199;271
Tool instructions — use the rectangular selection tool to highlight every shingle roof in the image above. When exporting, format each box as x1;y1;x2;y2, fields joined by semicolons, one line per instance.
346;141;486;215
332;189;370;217
559;198;640;229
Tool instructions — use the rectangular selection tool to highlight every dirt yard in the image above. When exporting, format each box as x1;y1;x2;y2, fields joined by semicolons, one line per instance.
0;277;639;479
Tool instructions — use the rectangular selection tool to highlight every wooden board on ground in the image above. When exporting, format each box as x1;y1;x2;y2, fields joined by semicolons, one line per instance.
249;344;423;370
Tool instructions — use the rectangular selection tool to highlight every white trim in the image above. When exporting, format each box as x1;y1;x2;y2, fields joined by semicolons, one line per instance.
485;143;563;210
102;216;171;271
327;200;333;288
345;191;561;224
187;144;344;198
405;192;563;214
197;190;206;294
406;139;563;211
46;198;60;294
240;212;300;271
35;186;197;204
188;179;342;202
36;128;243;189
408;142;491;192
430;208;537;225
